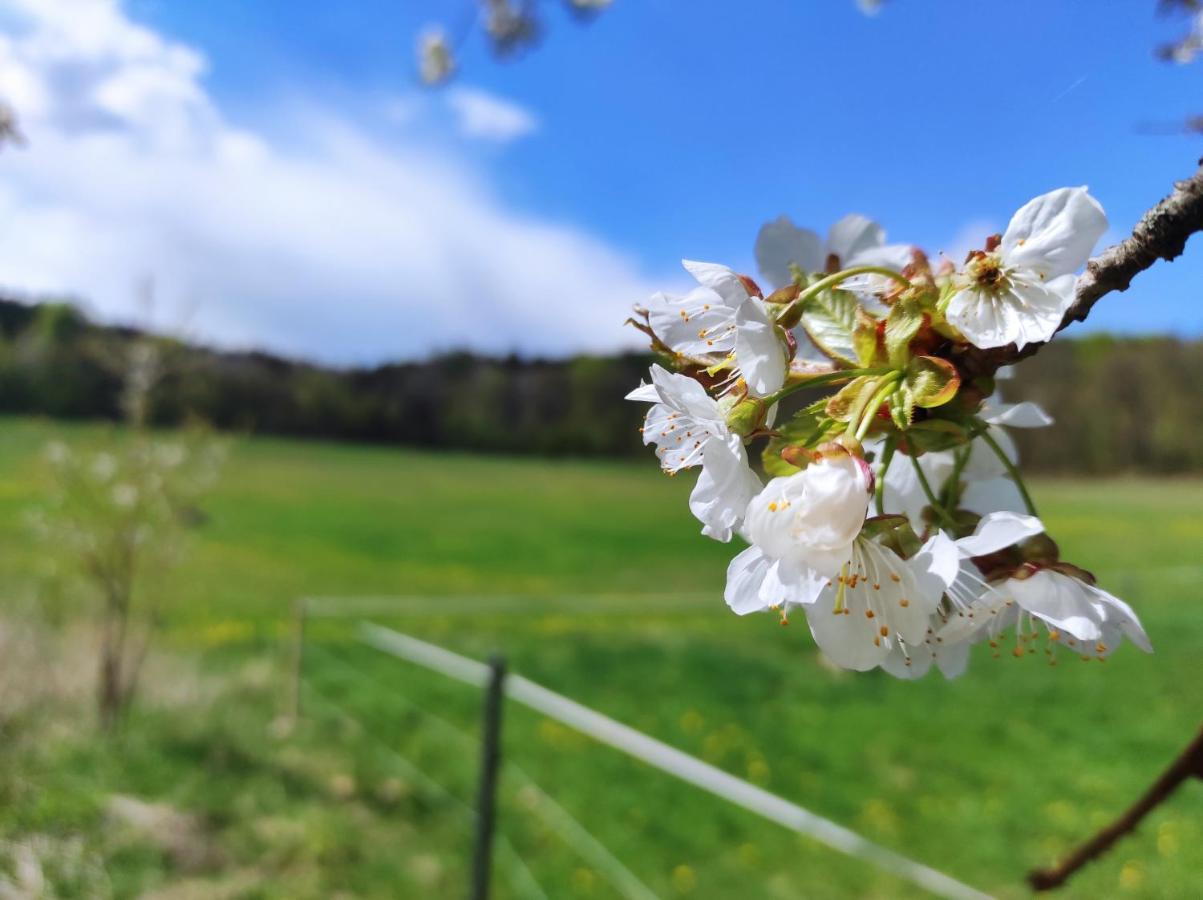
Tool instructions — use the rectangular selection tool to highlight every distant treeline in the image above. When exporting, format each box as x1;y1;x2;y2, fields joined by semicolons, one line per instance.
0;297;1198;473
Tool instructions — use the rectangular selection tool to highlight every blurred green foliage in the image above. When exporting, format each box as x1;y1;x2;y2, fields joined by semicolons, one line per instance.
0;418;1201;897
1;298;1201;472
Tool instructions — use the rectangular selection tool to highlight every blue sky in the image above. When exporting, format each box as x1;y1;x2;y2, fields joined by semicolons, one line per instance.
0;0;1199;361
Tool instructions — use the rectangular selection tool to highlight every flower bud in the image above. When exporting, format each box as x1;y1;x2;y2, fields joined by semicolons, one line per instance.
736;273;763;299
764;283;801;306
724;397;766;437
1018;533;1060;565
780;445;818;468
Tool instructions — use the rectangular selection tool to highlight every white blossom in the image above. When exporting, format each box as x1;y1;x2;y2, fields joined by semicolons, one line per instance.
938;512;1151;662
945;187;1107;350
754;213;912;290
627;365;761;541
723;455;962;671
645;261;785;397
801;530;958;672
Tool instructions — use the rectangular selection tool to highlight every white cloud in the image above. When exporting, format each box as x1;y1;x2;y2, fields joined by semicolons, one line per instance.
446;86;539;143
0;0;650;363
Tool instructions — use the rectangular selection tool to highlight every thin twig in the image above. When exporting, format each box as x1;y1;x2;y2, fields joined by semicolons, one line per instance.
1028;722;1203;891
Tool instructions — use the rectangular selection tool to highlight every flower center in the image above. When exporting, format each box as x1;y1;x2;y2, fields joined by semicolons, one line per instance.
966;253;1010;293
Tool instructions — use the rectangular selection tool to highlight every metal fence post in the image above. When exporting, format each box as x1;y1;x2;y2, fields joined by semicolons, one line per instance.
471;654;507;900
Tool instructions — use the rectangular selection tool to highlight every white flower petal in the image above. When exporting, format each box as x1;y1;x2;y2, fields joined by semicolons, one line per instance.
1001;186;1107;279
754;216;823;289
845;242;913;272
648;365;723;423
725;546;773;615
983;400;1054;428
934;640;971;679
912;531;961;595
946;275;1068;350
1092;585;1153;653
744;456;870;573
879;449;956;530
691;437;762;543
734;300;787;398
681;260;752;307
759;557;829;609
826;214;885;266
880;642;932;679
1007;571;1103;643
955;511;1045;558
961;476;1026;518
962;430;1013;480
645;287;739;357
625;381;660;403
805;599;890;671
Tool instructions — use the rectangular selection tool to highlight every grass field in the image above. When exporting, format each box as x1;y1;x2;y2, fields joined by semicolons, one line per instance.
1;417;1202;898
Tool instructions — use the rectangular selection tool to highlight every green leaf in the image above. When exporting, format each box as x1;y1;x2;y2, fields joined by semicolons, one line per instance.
904;355;961;409
904;418;972;453
884;297;925;368
798;289;861;366
777;406;828;443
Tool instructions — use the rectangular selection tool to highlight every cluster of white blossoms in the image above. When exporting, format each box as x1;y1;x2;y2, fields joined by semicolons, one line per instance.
627;187;1151;677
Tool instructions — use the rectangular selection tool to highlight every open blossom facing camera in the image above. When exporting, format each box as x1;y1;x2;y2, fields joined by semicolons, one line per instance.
625;184;1149;680
945;187;1108;350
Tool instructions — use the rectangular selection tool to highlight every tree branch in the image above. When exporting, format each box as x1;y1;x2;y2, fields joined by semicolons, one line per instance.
1027;722;1203;891
969;159;1203;375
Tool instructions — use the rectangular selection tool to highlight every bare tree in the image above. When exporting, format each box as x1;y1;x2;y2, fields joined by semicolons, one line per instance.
33;339;224;731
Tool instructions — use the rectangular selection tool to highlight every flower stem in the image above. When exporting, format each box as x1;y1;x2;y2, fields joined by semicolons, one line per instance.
909;452;957;530
774;266;912;325
875;435;896;516
940;444;971;512
854;376;900;442
976;425;1038;517
761;367;892;407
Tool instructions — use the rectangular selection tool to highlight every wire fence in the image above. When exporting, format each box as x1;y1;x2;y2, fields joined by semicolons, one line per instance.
288;596;996;900
298;639;656;899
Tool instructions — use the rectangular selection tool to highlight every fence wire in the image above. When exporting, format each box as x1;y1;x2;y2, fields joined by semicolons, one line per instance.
359;621;995;900
301;650;547;900
300;640;659;900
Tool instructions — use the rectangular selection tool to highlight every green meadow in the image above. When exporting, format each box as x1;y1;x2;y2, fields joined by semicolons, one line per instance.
1;417;1201;898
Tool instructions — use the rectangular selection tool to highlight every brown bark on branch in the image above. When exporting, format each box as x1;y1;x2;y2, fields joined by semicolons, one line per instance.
969;159;1203;376
1017;162;1203;891
1027;723;1203;891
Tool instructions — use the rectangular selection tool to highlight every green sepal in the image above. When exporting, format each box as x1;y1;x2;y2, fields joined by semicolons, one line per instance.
884;296;925;368
862;514;922;559
903;418;972;453
761;405;831;477
904;355;961;409
825;376;876;422
889;387;911;430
